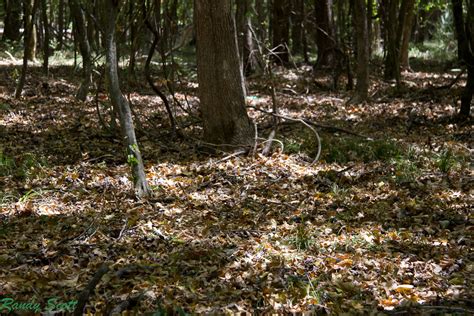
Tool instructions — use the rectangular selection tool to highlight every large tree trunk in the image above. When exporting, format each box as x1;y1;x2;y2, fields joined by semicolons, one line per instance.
69;0;92;101
194;0;255;148
272;0;290;64
452;0;473;117
2;0;22;42
15;0;39;98
314;0;336;67
353;0;370;102
102;0;150;198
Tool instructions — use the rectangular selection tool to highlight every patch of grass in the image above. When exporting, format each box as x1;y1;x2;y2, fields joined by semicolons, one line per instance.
288;222;314;250
0;151;47;179
284;141;302;154
322;137;401;163
18;189;42;203
0;151;16;177
391;155;420;184
434;148;464;174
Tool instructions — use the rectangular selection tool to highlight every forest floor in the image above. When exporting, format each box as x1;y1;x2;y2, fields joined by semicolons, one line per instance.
0;58;473;315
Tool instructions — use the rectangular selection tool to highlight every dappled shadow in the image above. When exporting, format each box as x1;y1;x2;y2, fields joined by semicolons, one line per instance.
1;60;473;314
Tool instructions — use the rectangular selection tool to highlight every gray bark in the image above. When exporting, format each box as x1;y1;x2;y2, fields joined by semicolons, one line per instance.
194;0;255;149
69;0;92;101
102;0;150;197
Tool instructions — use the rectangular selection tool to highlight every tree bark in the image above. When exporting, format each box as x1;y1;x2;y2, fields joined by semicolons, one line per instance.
56;0;64;49
291;0;304;55
15;0;39;98
272;0;290;64
194;0;255;148
451;0;473;117
102;0;150;197
2;0;22;42
353;0;369;102
382;0;400;83
314;0;336;68
25;0;38;61
69;0;92;101
40;0;50;75
399;0;415;70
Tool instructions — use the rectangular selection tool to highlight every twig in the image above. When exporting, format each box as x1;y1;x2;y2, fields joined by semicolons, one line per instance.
74;265;110;316
434;67;466;90
216;150;247;164
248;105;321;163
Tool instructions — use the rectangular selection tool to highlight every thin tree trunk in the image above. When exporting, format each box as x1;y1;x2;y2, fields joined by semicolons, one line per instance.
26;0;38;61
56;0;64;49
314;0;336;68
291;0;304;54
15;0;39;98
235;0;247;68
102;0;150;198
128;0;137;82
353;0;369;102
383;0;400;83
400;0;415;71
255;0;267;44
69;0;92;101
451;0;473;117
41;0;49;75
194;0;255;148
367;0;373;57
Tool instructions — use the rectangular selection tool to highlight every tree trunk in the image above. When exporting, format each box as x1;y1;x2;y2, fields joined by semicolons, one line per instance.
56;0;64;49
255;0;267;44
314;0;336;67
382;0;400;83
291;0;304;55
235;0;246;68
40;0;49;75
2;0;22;42
452;0;473;117
399;0;415;71
367;0;373;57
102;0;150;198
353;0;369;102
128;0;137;82
272;0;290;64
194;0;255;148
25;0;38;61
15;0;39;98
244;9;260;74
69;0;92;101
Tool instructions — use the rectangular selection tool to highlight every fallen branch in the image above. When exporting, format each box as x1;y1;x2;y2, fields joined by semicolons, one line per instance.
74;265;110;316
434;67;466;90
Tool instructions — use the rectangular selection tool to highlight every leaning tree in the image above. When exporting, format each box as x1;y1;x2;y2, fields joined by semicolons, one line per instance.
101;0;150;197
